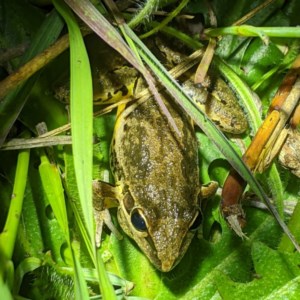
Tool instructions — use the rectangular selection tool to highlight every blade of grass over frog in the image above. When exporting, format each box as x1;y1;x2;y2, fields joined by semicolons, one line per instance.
0;10;63;146
63;150;116;298
124;26;300;252
39;151;69;241
0;146;30;259
205;26;300;38
53;0;94;245
139;0;190;39
66;0;180;135
117;37;180;135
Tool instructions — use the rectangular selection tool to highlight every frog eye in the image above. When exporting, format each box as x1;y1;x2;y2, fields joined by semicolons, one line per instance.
131;208;148;232
189;210;202;232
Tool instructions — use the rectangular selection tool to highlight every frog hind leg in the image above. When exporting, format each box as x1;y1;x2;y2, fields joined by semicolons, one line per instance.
93;180;123;247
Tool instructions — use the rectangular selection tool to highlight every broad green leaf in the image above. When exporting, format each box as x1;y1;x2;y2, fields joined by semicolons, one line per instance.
215;242;300;299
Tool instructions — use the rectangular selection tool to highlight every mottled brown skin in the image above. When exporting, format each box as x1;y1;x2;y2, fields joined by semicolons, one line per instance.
111;95;201;272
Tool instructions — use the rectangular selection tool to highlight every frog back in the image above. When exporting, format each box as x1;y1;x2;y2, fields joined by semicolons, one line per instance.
111;95;199;209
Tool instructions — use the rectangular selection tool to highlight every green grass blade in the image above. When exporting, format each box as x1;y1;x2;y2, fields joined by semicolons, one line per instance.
53;0;95;298
54;1;117;298
0;147;30;260
72;245;90;300
205;26;300;38
53;0;94;246
64;149;95;260
96;249;116;299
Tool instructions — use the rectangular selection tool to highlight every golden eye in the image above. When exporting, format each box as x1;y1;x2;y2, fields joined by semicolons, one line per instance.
189;210;202;232
131;208;148;232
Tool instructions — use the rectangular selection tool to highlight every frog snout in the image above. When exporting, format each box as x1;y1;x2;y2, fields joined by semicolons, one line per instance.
156;238;182;272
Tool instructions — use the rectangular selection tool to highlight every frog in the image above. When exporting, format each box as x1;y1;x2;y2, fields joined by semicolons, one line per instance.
86;35;248;271
107;92;218;271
